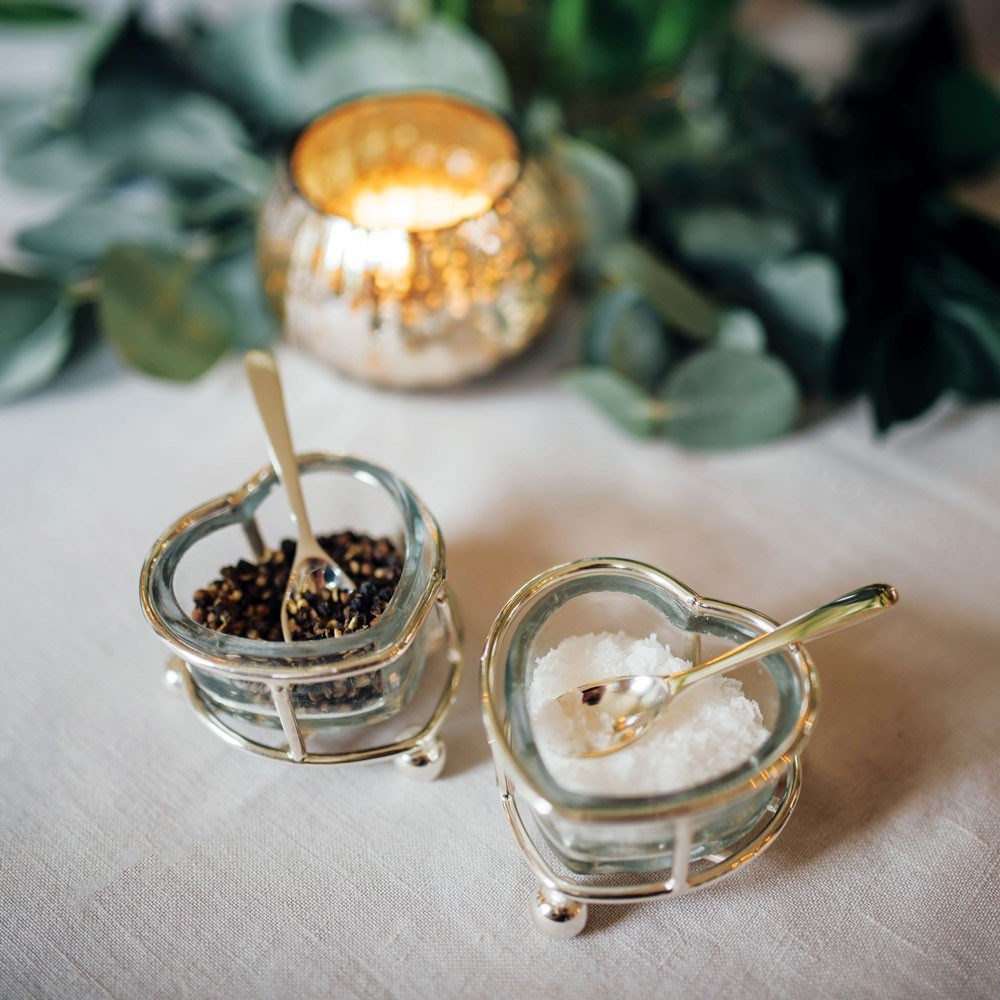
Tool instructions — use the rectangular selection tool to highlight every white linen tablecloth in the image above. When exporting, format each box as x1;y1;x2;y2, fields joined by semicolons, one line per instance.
1;335;998;999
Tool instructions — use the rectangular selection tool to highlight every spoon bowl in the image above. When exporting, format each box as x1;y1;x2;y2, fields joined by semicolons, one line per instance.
557;582;898;758
244;350;355;642
279;546;356;641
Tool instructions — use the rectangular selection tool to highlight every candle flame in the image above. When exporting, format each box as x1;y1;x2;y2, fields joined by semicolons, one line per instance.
350;183;492;231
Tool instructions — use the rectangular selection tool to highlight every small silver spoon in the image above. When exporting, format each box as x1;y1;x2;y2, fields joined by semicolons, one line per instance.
556;582;898;758
244;350;355;641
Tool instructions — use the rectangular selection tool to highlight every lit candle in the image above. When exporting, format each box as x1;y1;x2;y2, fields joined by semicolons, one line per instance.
260;92;573;387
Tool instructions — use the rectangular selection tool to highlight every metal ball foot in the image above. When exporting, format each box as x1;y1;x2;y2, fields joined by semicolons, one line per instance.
396;737;446;782
163;659;184;693
532;888;587;939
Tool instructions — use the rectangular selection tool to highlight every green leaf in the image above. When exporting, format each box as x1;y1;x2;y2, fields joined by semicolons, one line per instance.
76;13;189;143
286;1;346;64
0;0;82;23
0;272;73;403
675;207;799;271
17;186;182;272
190;11;510;135
580;287;672;387
58;11;256;183
548;0;586;67
132;95;260;183
927;70;1000;179
754;253;844;339
206;246;276;351
602;241;722;342
867;309;949;430
645;0;733;71
173;175;266;230
98;246;232;380
188;8;298;132
936;300;1000;398
564;367;660;436
294;17;512;115
661;349;800;449
753;253;844;388
3;126;115;189
552;136;636;275
716;309;766;353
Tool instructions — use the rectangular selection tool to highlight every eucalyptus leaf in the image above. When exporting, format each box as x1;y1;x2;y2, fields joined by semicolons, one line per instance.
0;95;50;150
553;135;636;275
18;186;183;271
3;126;115;189
580;286;672;387
286;1;346;65
80;84;258;184
661;349;800;449
754;253;844;388
755;253;844;340
128;95;261;183
563;367;660;437
206;246;276;351
602;241;721;341
191;11;510;135
675;207;799;271
98;246;232;380
188;8;299;131
293;17;512;117
937;300;1000;398
0;272;73;403
174;177;264;230
0;10;129;112
716;309;766;353
76;13;189;148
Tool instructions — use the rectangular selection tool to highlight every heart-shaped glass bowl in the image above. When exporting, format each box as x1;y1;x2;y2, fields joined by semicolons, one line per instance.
141;453;458;762
482;558;819;874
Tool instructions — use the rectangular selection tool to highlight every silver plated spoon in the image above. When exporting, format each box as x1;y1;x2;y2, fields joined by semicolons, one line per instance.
244;350;355;642
556;582;898;758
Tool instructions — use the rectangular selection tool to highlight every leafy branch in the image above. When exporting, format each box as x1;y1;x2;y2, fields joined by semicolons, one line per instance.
1;0;998;450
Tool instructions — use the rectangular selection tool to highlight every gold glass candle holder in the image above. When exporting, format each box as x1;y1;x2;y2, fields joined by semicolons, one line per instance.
257;91;573;388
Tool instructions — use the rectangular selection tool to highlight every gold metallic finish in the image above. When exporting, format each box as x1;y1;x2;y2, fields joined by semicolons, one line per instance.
563;582;895;757
257;91;574;388
481;557;818;934
141;453;463;770
481;557;819;824
171;586;462;766
503;761;801;908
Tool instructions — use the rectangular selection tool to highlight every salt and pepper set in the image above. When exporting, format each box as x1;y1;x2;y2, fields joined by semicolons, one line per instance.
140;355;893;936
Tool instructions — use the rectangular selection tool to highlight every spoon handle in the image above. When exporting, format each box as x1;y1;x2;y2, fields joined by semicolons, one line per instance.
674;583;898;693
244;350;321;554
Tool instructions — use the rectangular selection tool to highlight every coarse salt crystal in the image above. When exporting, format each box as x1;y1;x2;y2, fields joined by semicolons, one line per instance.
528;632;769;797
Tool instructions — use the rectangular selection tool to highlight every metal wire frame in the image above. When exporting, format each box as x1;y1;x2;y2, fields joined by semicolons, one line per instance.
497;757;801;906
168;584;463;765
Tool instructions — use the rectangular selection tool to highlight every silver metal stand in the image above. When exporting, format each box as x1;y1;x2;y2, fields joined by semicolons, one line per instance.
165;585;462;780
496;758;802;937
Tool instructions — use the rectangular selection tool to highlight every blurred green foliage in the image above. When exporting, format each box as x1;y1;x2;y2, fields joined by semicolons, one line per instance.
461;0;999;440
0;0;997;449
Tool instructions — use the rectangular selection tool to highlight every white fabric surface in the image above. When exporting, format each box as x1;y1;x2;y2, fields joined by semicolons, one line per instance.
2;333;999;999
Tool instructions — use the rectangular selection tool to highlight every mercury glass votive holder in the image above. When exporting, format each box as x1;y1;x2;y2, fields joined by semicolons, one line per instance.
140;453;461;774
481;558;819;936
257;91;573;388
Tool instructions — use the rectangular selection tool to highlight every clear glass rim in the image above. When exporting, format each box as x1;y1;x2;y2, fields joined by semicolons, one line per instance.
286;89;525;234
140;452;444;681
481;557;820;823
